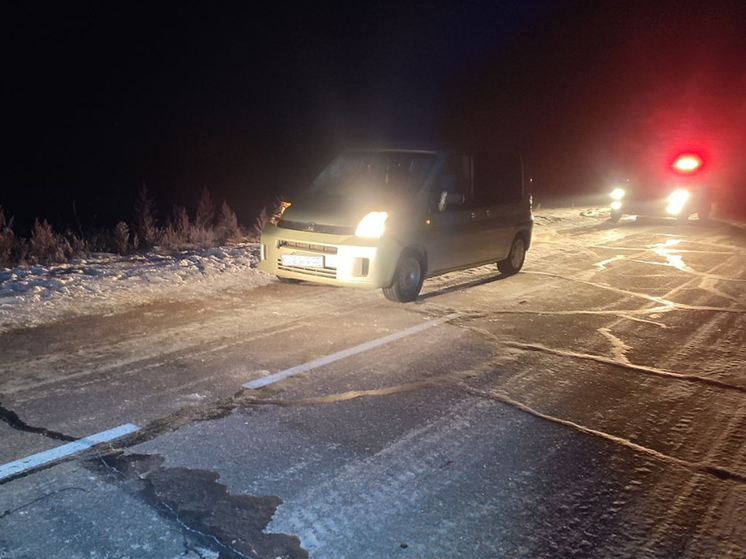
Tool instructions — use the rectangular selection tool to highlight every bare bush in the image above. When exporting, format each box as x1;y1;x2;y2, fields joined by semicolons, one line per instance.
0;206;18;267
250;207;269;240
216;200;239;243
85;228;116;253
158;206;186;250
114;222;130;255
189;226;217;248
133;184;157;249
29;219;70;264
172;206;191;239
195;187;215;230
65;229;88;259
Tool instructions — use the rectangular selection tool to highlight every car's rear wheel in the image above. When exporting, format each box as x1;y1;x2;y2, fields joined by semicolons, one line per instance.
497;236;526;276
382;253;423;303
277;275;303;284
610;209;622;223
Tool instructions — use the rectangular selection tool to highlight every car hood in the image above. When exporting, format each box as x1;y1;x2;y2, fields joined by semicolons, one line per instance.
280;191;400;228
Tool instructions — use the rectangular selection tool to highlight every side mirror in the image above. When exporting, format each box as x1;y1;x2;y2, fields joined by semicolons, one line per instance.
438;190;465;212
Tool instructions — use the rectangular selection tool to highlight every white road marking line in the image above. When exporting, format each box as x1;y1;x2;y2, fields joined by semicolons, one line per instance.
243;313;460;390
0;423;138;482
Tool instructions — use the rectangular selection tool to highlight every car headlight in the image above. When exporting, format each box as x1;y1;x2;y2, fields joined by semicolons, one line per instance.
666;189;690;215
610;188;625;200
610;201;622;211
355;211;388;238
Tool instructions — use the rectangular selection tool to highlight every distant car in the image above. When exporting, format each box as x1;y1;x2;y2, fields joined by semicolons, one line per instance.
258;147;534;302
608;154;713;223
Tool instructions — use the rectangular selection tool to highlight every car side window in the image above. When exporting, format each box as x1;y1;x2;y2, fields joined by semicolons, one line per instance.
473;153;523;206
433;154;472;211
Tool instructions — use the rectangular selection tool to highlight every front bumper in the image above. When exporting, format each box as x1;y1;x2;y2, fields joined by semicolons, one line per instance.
258;223;402;289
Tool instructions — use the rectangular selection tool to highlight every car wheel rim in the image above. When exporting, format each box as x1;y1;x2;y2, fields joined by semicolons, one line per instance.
400;259;420;293
511;240;525;269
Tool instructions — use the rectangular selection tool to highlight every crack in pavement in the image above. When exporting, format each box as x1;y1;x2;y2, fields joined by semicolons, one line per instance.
0;400;76;442
523;270;746;313
461;324;746;395
240;375;746;487
0;486;87;519
457;384;746;486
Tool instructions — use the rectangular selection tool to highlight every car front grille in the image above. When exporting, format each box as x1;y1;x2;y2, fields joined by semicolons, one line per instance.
278;240;338;254
277;219;355;236
277;260;337;279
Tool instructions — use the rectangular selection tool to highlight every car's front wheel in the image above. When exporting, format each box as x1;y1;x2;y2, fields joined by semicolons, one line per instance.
497;236;526;276
382;253;424;303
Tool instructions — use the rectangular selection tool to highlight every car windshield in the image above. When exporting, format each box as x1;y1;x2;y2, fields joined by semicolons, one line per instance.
310;151;436;197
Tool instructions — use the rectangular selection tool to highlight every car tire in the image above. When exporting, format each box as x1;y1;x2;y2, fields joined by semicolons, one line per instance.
610;209;622;223
497;236;526;276
277;275;303;284
382;253;424;303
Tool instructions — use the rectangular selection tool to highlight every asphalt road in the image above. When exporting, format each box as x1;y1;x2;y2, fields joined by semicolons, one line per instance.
2;208;746;559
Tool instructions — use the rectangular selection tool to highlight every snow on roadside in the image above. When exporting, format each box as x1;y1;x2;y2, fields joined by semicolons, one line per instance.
0;243;271;333
0;207;608;333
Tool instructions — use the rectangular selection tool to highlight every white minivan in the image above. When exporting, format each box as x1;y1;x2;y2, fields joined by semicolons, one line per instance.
259;147;533;302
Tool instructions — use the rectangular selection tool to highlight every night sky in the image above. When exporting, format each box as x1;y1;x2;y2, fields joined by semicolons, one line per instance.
3;1;745;231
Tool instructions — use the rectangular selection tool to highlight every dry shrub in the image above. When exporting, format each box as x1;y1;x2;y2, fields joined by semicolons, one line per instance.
29;219;71;264
171;206;191;239
250;199;284;240
64;229;88;259
195;187;215;230
250;206;270;241
114;222;130;255
189;226;217;248
133;184;157;248
0;206;18;267
216;200;239;243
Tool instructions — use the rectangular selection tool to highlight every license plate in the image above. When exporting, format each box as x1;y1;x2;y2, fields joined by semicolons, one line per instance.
281;254;324;268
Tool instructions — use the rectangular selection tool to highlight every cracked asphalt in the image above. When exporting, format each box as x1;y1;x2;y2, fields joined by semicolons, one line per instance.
2;208;746;558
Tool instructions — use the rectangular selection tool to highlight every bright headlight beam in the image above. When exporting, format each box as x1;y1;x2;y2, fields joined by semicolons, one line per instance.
666;189;690;215
610;188;625;200
355;211;388;238
610;201;622;211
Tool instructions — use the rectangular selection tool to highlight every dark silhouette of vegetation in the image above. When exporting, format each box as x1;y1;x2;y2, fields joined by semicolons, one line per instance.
0;189;254;268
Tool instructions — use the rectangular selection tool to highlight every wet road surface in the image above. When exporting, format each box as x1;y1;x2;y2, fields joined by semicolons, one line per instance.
2;209;746;558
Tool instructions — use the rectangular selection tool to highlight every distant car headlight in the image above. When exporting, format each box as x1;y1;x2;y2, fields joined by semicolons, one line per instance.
355;211;388;238
610;201;622;211
610;188;625;200
666;189;690;215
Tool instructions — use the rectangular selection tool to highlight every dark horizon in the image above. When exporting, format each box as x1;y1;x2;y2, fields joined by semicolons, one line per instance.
3;0;745;233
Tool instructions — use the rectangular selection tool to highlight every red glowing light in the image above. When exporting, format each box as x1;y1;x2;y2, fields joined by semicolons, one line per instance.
672;154;703;174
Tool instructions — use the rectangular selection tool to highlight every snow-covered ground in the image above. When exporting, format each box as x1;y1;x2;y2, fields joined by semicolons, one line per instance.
8;204;731;335
0;209;596;334
0;243;271;333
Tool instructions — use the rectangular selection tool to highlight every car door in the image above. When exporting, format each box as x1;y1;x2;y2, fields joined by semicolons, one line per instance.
425;153;483;274
472;152;525;262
